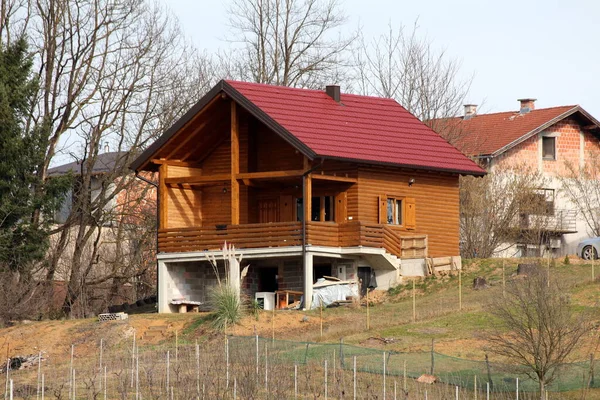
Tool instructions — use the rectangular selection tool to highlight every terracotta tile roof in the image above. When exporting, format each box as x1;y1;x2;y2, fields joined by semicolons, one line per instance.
431;106;577;157
226;80;484;175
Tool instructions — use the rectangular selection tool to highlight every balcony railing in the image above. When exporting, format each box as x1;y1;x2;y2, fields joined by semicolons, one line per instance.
516;209;578;233
158;221;427;259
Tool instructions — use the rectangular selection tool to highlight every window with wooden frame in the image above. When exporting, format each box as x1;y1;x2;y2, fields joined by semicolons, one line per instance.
296;196;335;222
542;136;556;160
378;195;416;229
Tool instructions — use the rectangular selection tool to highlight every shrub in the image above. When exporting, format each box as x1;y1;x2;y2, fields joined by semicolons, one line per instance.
209;285;242;331
563;255;570;265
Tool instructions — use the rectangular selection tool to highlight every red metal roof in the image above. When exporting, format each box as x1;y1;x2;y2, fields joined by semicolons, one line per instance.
432;106;577;156
226;80;484;175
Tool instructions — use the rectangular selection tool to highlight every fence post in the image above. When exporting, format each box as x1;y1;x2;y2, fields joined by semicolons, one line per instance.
366;289;370;330
459;269;462;311
502;261;505;298
42;374;45;400
474;375;477;400
383;352;386;400
455;385;459;400
353;356;357;400
516;377;519;400
486;382;489;400
340;338;345;368
294;364;298;399
412;280;416;322
484;354;494;391
255;334;259;379
430;339;435;376
324;359;328;400
304;343;310;365
403;360;407;392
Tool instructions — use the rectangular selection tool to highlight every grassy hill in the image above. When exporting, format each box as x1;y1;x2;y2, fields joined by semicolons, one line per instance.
1;258;599;399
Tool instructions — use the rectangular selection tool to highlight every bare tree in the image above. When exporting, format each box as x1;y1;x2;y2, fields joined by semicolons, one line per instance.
0;0;216;316
223;0;356;88
560;156;600;239
354;22;472;123
460;168;548;258
487;271;592;398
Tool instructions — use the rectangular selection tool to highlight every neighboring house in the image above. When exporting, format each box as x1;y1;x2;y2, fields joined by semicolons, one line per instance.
46;151;157;315
48;151;126;225
434;99;600;257
131;80;484;312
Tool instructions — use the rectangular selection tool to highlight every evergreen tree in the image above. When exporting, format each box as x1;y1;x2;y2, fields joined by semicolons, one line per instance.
0;37;68;274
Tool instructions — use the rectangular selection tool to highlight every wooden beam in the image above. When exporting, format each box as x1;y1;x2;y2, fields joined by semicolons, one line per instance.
159;164;168;229
163;121;208;159
236;170;305;180
231;101;240;225
311;174;358;183
151;159;202;168
305;174;312;222
164;174;231;185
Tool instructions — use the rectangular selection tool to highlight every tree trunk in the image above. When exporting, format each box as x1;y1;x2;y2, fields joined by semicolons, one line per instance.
539;377;545;400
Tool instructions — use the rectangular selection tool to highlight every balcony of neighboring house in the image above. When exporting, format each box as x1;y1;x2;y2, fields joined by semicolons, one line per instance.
515;189;578;235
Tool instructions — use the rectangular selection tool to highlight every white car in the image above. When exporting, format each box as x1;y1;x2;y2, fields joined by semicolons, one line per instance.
577;237;600;260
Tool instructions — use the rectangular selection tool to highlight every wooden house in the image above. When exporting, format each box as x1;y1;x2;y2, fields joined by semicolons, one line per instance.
131;80;484;312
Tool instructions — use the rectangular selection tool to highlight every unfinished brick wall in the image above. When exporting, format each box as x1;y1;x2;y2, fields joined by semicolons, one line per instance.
494;117;600;176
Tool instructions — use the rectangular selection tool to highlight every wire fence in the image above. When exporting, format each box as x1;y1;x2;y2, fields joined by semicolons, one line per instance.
4;334;597;399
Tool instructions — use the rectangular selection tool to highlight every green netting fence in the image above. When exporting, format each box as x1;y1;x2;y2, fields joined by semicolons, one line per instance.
228;335;597;393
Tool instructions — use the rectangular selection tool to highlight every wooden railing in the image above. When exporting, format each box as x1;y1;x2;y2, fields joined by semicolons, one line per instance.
158;222;303;253
159;220;427;258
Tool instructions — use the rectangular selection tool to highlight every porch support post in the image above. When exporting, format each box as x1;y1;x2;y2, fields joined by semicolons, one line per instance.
157;260;170;313
159;164;168;229
303;251;314;310
231;101;240;225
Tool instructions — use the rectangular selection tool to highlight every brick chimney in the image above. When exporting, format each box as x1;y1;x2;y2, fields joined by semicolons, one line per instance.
463;104;477;120
518;98;536;114
326;85;341;102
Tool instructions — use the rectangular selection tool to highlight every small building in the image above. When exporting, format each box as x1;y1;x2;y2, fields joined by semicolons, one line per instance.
433;99;600;257
131;80;484;312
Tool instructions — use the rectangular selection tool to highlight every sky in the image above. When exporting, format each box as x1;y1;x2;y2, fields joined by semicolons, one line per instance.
161;0;599;117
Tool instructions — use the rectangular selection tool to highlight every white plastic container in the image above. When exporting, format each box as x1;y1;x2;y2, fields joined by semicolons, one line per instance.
255;292;275;310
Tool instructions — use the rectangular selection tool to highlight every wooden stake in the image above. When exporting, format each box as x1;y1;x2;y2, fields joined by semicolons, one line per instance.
37;351;41;400
131;333;135;388
255;334;259;379
294;364;298;399
412;280;416;322
324;360;328;400
272;307;275;343
42;374;45;400
474;375;477;400
320;302;323;339
403;360;407;391
226;336;230;388
459;269;462;311
353;356;357;400
103;366;107;400
366;289;370;330
382;352;386;400
547;253;550;288
502;261;506;298
175;330;178;364
592;255;595;281
166;351;170;395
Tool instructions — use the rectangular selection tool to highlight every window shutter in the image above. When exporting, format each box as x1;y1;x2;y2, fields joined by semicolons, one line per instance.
378;195;387;224
335;192;347;222
405;197;416;229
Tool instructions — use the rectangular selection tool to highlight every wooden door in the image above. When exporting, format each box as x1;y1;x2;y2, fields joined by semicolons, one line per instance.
258;198;280;223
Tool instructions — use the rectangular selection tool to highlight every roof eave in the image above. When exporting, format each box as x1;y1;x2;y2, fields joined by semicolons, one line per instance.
320;155;486;177
130;80;317;172
490;106;580;158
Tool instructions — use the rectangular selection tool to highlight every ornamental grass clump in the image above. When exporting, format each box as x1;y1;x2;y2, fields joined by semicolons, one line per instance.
209;284;243;331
